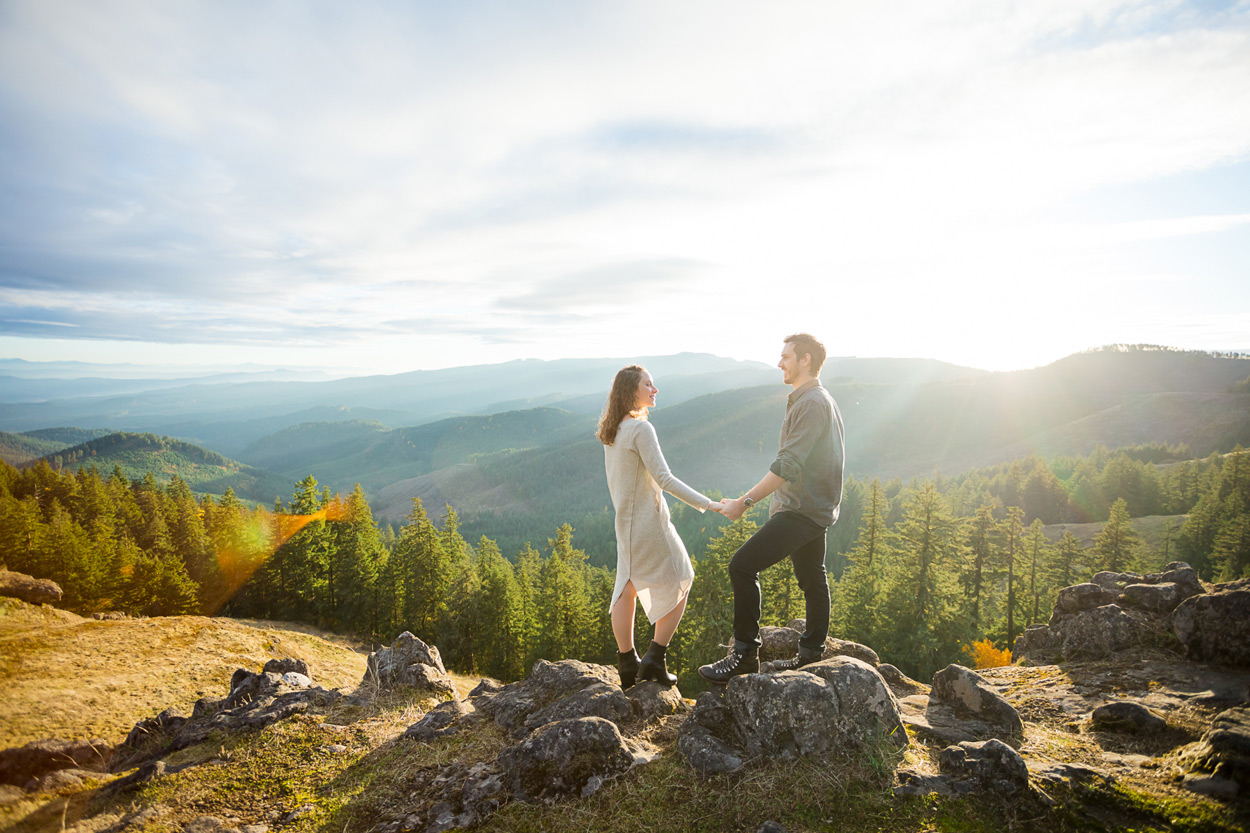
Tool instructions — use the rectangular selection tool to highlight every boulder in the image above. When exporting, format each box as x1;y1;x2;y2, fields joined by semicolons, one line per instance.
496;717;634;802
930;665;1023;743
364;632;456;697
1172;589;1250;667
1050;583;1115;622
404;699;477;742
877;664;927;697
938;739;1030;795
757;625;879;666
1089;701;1166;734
1177;707;1250;799
0;569;62;605
1146;562;1205;600
473;659;619;734
0;738;111;787
1092;570;1143;593
263;658;310;677
679;657;906;775
1057;605;1143;661
1120;582;1185;614
521;682;632;736
625;681;688;723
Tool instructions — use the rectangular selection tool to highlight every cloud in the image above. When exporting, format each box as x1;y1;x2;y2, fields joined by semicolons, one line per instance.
495;259;711;312
0;1;1247;371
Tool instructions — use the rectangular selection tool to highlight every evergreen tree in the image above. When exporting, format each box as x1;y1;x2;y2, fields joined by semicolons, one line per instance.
1093;498;1141;573
832;480;889;648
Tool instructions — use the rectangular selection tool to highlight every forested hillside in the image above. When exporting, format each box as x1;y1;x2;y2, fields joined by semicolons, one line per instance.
30;432;290;504
4;439;1247;688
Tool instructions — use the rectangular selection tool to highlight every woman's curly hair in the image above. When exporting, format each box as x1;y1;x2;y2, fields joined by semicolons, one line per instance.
596;364;647;445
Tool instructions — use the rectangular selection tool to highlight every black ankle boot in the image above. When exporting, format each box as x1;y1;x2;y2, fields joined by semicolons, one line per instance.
637;640;677;686
617;649;640;689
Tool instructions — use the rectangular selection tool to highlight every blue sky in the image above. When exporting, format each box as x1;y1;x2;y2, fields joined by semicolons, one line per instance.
1;0;1248;375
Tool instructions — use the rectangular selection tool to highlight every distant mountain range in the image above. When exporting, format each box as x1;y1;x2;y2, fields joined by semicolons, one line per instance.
4;348;1248;554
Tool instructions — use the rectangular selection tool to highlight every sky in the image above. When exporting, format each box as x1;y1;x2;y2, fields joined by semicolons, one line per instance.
1;0;1248;377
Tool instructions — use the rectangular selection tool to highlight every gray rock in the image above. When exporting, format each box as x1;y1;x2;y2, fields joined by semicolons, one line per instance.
1121;582;1184;614
1177;707;1250;798
724;657;907;761
677;723;744;776
496;717;633;802
364;632;456;696
1051;583;1115;622
0;568;62;605
757;625;879;666
938;739;1030;794
1057;605;1142;661
0;737;111;787
521;681;632;736
877;664;927;697
1013;624;1058;664
756;822;789;833
1092;570;1143;593
404;699;477;741
468;679;504;699
113;664;340;772
262;658;310;677
1147;562;1205;599
475;659;617;733
98;760;166;797
1173;589;1250;667
1089;701;1167;734
930;665;1023;743
625;681;688;723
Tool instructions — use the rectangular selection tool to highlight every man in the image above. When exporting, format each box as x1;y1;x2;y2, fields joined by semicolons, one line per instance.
698;332;845;683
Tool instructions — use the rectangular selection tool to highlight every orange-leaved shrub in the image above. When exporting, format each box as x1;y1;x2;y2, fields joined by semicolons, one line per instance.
962;639;1012;669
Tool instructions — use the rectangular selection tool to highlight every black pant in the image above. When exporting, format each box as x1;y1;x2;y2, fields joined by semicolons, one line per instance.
729;510;829;655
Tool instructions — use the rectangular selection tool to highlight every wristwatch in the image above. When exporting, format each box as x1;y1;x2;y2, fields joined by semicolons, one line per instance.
742;496;755;508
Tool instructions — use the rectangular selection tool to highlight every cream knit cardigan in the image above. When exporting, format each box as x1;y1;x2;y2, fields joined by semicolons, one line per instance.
604;417;710;622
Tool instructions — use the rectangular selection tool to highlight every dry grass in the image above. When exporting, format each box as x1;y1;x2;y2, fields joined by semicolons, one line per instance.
0;599;369;748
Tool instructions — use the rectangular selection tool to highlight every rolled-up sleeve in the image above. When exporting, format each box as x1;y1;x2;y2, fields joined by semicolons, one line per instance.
770;397;828;482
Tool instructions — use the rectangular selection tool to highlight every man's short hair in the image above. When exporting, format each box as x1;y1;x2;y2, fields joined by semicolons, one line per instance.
784;333;826;374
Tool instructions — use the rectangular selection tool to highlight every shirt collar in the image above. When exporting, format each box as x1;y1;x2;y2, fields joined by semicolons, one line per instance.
787;378;821;406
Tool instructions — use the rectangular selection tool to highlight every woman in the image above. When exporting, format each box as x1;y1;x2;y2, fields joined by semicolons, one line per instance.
597;364;722;688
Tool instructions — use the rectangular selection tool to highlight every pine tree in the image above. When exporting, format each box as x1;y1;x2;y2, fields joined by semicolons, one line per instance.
1093;498;1141;573
832;479;889;648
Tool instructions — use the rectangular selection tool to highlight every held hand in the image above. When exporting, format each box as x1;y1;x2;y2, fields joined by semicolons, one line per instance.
707;500;726;514
722;497;747;521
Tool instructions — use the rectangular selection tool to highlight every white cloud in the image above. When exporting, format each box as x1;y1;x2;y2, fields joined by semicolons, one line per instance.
0;0;1248;372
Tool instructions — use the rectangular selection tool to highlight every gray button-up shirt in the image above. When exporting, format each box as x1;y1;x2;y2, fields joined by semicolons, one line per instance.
768;379;845;528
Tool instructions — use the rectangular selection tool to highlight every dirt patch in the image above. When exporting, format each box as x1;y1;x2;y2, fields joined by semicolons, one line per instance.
0;600;370;749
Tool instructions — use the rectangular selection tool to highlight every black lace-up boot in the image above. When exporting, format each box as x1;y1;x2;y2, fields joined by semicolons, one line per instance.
770;648;824;672
637;640;677;686
697;648;759;684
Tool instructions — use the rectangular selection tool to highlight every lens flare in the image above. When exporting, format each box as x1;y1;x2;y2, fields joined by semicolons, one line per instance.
206;496;351;614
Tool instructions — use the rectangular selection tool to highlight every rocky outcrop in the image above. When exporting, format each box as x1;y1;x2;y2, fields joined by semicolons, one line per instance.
896;739;1031;797
364;632;456;697
1015;562;1217;665
1177;707;1250;799
0;737;110;789
1172;584;1250;667
112;658;341;772
383;660;656;832
678;657;906;776
0;568;62;605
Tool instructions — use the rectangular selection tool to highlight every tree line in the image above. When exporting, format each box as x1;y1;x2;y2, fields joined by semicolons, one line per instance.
1;444;1247;687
